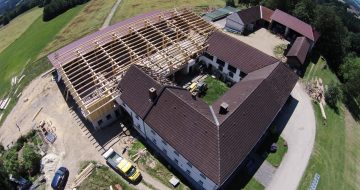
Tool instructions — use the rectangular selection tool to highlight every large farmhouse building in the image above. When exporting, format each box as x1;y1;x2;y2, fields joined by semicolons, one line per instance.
48;9;298;190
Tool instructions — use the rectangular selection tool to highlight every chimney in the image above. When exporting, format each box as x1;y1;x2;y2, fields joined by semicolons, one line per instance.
191;92;197;100
219;102;229;114
149;87;157;101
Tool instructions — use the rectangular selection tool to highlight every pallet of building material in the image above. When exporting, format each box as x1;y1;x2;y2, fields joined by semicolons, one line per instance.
0;98;11;110
71;163;95;188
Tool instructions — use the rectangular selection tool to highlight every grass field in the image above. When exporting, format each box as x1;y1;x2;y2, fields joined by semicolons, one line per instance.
202;76;230;105
0;5;85;99
38;0;116;58
243;178;264;190
266;137;288;167
298;58;360;190
110;0;225;24
0;8;43;54
78;161;135;190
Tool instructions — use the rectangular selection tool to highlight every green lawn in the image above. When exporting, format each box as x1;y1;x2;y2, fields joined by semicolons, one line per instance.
266;137;288;167
78;162;136;190
129;140;188;190
0;8;43;54
243;178;264;190
298;57;360;190
38;0;116;58
110;0;225;24
202;76;230;105
0;5;85;99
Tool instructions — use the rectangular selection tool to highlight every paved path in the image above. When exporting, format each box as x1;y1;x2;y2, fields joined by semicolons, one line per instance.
266;82;316;190
101;0;122;29
254;161;276;187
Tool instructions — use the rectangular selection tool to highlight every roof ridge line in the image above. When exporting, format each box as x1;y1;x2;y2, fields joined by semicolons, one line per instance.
167;88;218;125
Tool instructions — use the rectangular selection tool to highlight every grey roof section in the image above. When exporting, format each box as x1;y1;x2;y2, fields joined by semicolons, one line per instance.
202;6;239;21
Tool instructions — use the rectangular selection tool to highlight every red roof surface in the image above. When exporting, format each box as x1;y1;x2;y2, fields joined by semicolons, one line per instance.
260;6;274;22
271;9;315;42
286;37;311;64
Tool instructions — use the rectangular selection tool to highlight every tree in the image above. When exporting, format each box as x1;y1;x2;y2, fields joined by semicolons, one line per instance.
226;0;235;7
340;56;360;103
348;32;360;55
314;5;348;70
263;0;295;12
292;0;315;23
325;82;342;108
21;144;41;175
3;149;20;177
0;164;11;189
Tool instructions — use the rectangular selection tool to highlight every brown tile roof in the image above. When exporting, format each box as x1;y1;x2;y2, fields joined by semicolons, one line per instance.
231;6;273;25
206;31;278;73
119;65;162;118
286;37;311;65
237;6;261;25
260;5;274;22
144;88;220;182
140;62;298;185
271;9;316;42
217;63;298;183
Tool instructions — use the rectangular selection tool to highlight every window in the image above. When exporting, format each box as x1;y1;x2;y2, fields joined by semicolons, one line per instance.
186;170;191;175
218;65;223;71
174;158;179;164
187;162;192;168
152;139;157;145
97;119;103;126
228;64;237;73
106;114;112;120
198;180;204;186
174;150;179;156
203;52;213;60
151;130;156;135
200;173;207;179
216;58;225;66
239;71;247;78
162;139;167;145
136;124;140;129
162;148;167;154
135;115;139;120
122;102;127;107
228;72;234;78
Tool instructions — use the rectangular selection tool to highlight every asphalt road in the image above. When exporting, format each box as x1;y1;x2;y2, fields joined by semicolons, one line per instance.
266;82;316;190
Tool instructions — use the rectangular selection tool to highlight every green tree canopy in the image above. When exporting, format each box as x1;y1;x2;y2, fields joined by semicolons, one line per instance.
292;0;315;24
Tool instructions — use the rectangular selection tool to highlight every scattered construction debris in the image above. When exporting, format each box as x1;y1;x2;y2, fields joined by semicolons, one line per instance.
41;153;59;181
131;148;147;163
71;162;95;188
32;107;43;121
0;97;11;110
35;120;57;144
169;176;180;187
306;78;327;119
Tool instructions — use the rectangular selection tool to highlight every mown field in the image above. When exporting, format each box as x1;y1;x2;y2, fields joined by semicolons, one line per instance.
110;0;225;24
38;0;116;58
0;8;43;54
299;58;360;190
0;5;85;99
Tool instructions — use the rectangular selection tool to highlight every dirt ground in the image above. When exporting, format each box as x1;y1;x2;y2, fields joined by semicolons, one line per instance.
0;75;104;189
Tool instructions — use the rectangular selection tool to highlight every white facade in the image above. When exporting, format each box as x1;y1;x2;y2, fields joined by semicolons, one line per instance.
115;96;218;190
199;55;244;83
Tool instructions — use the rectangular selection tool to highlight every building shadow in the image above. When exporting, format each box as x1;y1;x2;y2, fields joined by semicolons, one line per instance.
225;96;298;189
53;72;123;153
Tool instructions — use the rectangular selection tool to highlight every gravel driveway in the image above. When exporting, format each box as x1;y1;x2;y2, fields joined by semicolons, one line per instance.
266;82;316;190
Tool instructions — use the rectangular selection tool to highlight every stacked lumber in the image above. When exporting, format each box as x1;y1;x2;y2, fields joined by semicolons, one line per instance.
71;163;95;188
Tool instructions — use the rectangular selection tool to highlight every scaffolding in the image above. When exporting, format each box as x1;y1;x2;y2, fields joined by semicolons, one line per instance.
51;9;215;122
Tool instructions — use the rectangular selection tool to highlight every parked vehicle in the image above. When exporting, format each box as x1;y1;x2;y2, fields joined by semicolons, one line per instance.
51;167;69;190
103;148;141;182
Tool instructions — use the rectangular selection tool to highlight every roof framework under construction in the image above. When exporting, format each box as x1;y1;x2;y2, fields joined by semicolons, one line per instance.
50;9;215;121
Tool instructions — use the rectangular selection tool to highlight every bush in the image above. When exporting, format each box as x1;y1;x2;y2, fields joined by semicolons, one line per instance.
325;82;343;108
21;144;41;176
